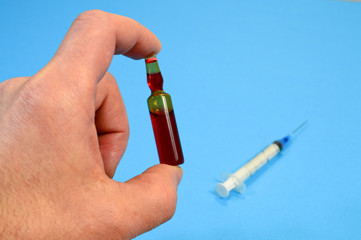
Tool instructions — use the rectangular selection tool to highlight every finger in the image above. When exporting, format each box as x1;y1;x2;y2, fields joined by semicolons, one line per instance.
95;72;129;178
32;10;161;98
118;165;183;238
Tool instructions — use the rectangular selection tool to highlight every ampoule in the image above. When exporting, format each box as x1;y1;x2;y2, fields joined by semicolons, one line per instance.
145;56;184;166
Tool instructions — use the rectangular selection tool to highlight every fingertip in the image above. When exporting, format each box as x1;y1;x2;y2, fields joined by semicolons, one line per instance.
121;164;181;227
173;165;183;186
120;22;162;60
153;37;162;56
149;164;183;188
146;34;162;58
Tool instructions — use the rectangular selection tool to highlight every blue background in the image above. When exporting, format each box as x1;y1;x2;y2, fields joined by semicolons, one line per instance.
1;0;361;239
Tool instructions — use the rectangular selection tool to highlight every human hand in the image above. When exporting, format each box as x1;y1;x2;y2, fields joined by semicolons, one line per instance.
0;10;183;240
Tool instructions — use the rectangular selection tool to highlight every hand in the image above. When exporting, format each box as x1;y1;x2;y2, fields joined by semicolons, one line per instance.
0;10;183;240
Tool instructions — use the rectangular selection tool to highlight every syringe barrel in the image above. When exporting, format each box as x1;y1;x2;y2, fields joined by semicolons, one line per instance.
233;143;280;182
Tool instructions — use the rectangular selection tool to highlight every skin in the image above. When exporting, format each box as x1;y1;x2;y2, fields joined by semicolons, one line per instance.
0;10;183;240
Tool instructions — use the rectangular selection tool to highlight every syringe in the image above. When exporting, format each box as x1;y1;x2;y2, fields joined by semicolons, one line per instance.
216;121;307;198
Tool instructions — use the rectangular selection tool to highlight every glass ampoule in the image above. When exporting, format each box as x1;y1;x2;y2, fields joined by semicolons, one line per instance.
145;56;184;166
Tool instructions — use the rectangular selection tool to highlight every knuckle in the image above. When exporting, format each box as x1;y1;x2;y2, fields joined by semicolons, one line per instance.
75;10;110;25
17;78;88;122
101;72;118;90
104;72;117;83
0;77;37;113
73;10;113;49
124;126;130;140
16;80;56;116
20;79;56;107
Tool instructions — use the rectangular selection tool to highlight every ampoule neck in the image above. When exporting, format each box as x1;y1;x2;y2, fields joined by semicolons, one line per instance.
145;56;164;93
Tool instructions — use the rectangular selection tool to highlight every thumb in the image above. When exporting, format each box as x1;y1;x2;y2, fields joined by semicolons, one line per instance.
118;164;183;237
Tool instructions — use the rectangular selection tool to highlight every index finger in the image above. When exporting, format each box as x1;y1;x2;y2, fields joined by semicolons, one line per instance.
32;10;161;95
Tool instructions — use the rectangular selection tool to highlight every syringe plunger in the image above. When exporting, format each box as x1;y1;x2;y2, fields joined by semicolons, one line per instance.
216;143;280;198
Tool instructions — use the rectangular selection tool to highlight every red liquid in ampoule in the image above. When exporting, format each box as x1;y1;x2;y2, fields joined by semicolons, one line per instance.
150;110;184;165
147;72;163;92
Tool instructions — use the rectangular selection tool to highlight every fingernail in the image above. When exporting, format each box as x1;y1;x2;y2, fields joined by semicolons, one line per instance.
174;166;183;185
